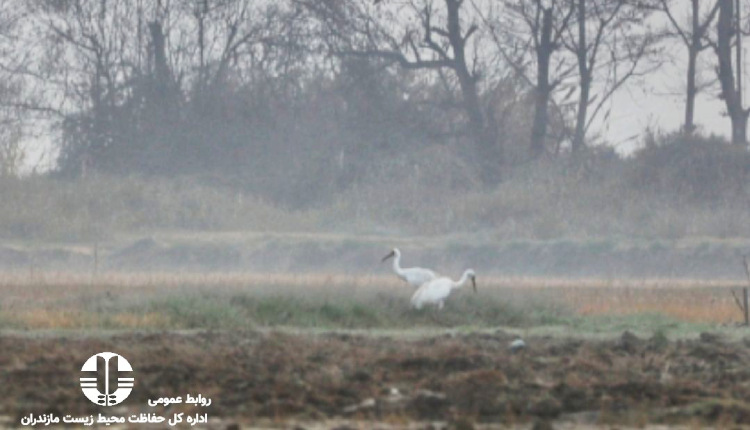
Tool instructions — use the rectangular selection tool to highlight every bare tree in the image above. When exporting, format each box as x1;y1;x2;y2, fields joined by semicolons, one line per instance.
492;0;575;158
564;0;657;153
186;1;274;93
658;0;719;133
0;1;28;176
30;1;145;172
304;0;501;181
714;0;748;145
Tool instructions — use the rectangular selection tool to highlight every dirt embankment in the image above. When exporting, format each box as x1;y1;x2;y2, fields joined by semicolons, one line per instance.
1;330;750;427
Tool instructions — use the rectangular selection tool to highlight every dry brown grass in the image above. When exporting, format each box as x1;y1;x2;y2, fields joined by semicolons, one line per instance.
16;309;93;329
572;290;740;323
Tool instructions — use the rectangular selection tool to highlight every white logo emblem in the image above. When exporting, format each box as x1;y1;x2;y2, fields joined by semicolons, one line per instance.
80;352;134;406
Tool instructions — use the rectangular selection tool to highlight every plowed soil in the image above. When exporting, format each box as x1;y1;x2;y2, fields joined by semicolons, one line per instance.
2;330;750;428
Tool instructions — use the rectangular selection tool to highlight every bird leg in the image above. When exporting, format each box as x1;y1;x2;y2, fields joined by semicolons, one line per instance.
428;306;441;324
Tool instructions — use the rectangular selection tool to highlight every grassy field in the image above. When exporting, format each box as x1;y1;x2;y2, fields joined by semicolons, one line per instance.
0;271;746;336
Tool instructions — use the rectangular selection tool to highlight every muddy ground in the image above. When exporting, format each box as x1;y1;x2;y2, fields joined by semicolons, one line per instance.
1;330;750;428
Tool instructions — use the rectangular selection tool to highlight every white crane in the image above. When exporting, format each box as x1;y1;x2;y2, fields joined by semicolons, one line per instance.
381;248;437;288
410;269;477;310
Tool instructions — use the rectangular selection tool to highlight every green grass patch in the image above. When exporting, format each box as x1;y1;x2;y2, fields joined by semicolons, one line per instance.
119;290;574;330
150;295;247;329
563;312;717;338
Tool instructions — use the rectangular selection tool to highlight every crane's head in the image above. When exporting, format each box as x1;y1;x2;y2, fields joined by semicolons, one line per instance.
381;248;400;262
466;269;477;292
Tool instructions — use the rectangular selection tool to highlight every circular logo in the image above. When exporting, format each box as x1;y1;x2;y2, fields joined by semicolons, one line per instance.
80;352;134;406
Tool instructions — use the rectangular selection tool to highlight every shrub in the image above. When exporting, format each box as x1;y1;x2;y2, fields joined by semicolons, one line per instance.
629;132;750;202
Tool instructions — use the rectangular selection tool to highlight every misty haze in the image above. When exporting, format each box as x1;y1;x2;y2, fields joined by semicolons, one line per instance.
3;0;750;428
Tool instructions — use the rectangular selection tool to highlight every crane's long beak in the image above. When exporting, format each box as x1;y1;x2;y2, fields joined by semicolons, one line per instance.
471;276;477;293
381;250;395;262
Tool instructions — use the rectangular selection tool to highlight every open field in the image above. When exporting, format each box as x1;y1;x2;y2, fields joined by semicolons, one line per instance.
3;271;750;428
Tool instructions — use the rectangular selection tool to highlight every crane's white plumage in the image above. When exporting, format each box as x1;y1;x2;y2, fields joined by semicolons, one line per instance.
410;269;477;310
382;248;437;288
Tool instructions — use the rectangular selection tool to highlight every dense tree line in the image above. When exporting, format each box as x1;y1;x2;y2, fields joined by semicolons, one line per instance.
0;0;748;207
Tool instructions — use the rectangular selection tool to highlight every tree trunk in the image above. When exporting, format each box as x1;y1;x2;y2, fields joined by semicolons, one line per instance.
717;0;748;145
446;0;482;130
572;0;588;153
197;1;206;98
733;112;748;143
148;21;171;98
530;7;553;158
685;45;697;133
670;0;721;133
684;0;701;133
456;68;485;144
445;0;499;181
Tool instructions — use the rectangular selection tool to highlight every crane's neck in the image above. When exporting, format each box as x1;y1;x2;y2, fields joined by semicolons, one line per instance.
392;252;405;277
453;271;471;290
